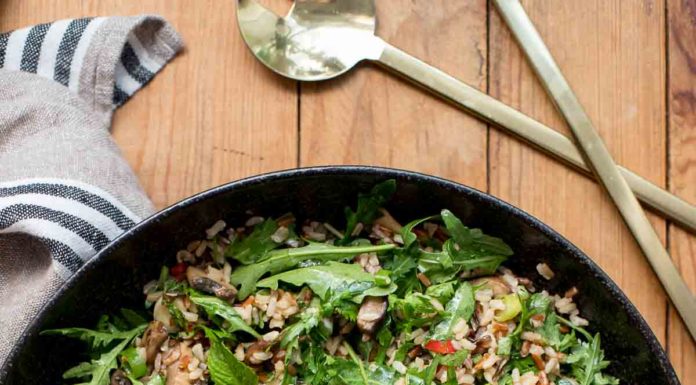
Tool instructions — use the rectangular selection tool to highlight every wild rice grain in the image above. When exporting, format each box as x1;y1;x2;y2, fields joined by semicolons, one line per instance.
206;220;226;239
536;263;555;280
245;216;264;227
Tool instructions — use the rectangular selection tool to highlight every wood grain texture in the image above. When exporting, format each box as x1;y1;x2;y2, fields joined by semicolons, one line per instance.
0;0;298;209
299;0;489;190
488;0;669;349
667;0;696;381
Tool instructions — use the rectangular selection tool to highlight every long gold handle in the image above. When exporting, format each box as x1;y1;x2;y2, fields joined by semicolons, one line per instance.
375;41;696;234
492;0;696;341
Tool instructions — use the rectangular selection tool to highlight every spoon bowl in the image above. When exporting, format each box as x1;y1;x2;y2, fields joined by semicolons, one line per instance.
237;0;381;81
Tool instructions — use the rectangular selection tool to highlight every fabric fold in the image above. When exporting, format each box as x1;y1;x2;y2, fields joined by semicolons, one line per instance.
0;15;183;366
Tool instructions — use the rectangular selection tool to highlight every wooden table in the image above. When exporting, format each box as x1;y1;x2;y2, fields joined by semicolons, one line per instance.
2;0;694;381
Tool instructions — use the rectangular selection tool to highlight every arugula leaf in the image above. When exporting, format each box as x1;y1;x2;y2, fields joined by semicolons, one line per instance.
225;218;281;264
497;336;513;356
401;215;439;248
339;180;396;245
422;354;441;385
566;334;617;385
383;250;420;296
439;349;469;367
441;209;513;256
230;242;396;299
281;297;322;352
207;336;259;385
47;324;145;385
258;262;377;300
318;354;399;385
383;252;417;280
389;292;440;331
119;309;147;328
430;282;474;340
40;327;142;350
166;301;187;330
188;290;261;338
425;281;456;303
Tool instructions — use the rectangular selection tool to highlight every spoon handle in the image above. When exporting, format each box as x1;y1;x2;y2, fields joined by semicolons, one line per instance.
491;0;696;341
374;41;696;234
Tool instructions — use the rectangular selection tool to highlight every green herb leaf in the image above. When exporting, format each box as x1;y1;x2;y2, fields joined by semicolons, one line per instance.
566;334;617;385
207;338;259;385
257;262;377;300
119;309;147;328
188;290;261;338
225;218;281;264
401;215;439;248
430;282;474;341
48;324;145;385
425;281;456;303
339;180;396;245
441;209;513;256
40;326;142;351
230;242;396;299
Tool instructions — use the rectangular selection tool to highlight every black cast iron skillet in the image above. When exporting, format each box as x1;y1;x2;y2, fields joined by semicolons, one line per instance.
0;166;678;384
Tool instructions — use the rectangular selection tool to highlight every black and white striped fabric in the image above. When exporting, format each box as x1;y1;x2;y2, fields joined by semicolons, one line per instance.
0;17;170;107
0;14;182;365
0;179;141;278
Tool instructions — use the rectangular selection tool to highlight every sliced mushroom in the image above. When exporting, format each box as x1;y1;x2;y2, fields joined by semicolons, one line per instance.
374;209;403;233
356;296;387;334
166;343;194;385
470;277;511;296
110;370;132;385
186;266;237;300
471;334;493;355
142;320;168;364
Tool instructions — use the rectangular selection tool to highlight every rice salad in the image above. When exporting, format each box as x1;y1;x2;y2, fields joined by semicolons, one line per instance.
44;180;619;385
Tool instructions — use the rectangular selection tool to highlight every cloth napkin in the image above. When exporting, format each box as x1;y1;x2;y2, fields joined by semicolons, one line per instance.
0;15;183;366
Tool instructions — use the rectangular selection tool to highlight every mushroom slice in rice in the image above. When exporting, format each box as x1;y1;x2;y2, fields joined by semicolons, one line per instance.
165;342;194;385
142;320;168;364
357;296;387;334
186;266;237;300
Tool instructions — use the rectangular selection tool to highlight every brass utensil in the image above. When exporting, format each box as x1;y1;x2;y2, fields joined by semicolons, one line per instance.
493;0;696;341
235;0;696;233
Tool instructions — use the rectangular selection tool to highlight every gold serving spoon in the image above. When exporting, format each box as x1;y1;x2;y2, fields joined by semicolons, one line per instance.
236;0;696;234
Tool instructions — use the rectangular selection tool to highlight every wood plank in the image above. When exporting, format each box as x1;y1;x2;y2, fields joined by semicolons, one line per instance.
0;0;298;209
299;0;489;191
667;0;696;382
488;0;669;348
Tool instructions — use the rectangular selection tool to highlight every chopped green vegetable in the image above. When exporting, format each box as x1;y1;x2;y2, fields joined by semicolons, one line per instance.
120;346;147;378
494;293;522;322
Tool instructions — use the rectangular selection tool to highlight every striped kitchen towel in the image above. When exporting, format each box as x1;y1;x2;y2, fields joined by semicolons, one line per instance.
0;15;183;366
